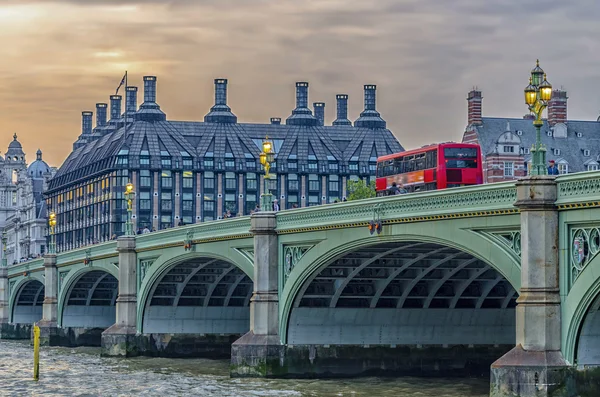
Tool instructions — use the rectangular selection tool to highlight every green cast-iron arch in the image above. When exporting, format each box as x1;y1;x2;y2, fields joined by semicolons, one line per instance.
136;245;253;333
562;253;600;364
9;273;45;323
57;264;119;328
279;224;521;344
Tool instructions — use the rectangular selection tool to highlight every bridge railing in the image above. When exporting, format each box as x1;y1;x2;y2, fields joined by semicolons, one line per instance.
556;171;600;207
276;181;518;232
135;216;253;251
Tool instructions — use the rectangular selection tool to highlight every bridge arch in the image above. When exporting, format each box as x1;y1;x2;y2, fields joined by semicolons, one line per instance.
563;253;600;365
10;275;45;324
281;233;520;345
138;252;253;334
58;266;118;329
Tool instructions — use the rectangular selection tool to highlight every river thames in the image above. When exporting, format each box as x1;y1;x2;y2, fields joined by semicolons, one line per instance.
0;340;489;396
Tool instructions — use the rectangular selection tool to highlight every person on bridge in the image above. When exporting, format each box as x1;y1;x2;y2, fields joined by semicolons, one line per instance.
273;199;280;212
548;160;560;175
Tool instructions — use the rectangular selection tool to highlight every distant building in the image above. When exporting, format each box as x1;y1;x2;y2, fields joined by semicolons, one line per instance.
462;88;600;182
0;135;55;263
46;77;404;251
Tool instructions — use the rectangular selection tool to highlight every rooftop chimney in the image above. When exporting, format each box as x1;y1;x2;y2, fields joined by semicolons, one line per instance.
467;88;482;126
333;94;351;126
96;103;107;128
286;82;318;126
270;117;281;125
109;95;122;122
314;102;325;126
204;78;237;123
548;89;568;126
354;85;386;129
135;76;167;122
81;111;93;135
125;86;138;117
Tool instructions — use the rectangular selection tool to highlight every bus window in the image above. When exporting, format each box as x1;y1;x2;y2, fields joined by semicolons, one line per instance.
444;148;477;158
446;159;478;168
415;153;426;171
404;155;415;172
425;150;437;169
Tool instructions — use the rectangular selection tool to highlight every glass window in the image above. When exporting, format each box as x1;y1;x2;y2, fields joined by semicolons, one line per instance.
225;172;237;190
246;173;258;190
288;174;299;191
308;162;317;171
245;193;257;214
225;159;235;169
503;146;515;153
204;157;214;169
557;162;568;175
182;171;193;189
329;162;338;172
503;162;514;177
588;164;598;171
161;170;172;188
444;148;477;158
288;161;297;170
308;174;320;192
161;157;171;167
183;158;193;169
349;162;358;172
203;172;215;190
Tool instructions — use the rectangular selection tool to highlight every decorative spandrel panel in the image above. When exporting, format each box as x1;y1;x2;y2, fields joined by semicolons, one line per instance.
569;226;600;289
283;245;314;285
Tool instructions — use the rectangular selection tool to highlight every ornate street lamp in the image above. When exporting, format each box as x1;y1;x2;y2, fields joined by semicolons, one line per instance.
524;59;553;176
124;182;135;236
48;211;57;254
1;230;6;267
259;136;276;211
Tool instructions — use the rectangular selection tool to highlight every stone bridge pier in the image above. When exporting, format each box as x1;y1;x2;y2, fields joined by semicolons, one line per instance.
490;177;572;397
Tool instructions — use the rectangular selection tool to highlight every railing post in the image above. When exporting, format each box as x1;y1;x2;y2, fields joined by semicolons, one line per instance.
101;236;138;356
36;254;58;345
0;266;8;325
491;176;574;397
231;211;281;377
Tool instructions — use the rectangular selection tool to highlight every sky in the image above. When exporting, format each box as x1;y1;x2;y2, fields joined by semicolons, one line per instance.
1;0;600;167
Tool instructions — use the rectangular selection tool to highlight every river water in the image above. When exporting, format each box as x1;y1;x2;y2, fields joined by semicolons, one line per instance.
0;340;489;396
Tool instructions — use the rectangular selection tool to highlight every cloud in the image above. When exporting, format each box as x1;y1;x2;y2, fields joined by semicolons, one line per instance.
1;0;600;166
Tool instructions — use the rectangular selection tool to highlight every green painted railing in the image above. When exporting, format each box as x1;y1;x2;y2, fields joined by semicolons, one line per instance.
556;171;600;206
276;181;518;231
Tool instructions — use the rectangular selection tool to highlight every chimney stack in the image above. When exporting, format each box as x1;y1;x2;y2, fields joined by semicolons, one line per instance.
467;88;482;125
313;102;325;126
354;84;386;129
333;94;351;126
109;95;122;121
81;111;93;135
96;103;107;127
548;89;568;126
143;76;156;103
286;82;318;126
215;78;228;105
296;82;309;109
204;78;237;123
126;86;138;116
136;76;167;122
270;117;281;125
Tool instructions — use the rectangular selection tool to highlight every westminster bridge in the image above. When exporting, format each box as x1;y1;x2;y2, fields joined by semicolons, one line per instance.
2;173;600;396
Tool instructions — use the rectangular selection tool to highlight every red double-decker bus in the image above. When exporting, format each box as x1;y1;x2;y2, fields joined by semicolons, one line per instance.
375;143;483;196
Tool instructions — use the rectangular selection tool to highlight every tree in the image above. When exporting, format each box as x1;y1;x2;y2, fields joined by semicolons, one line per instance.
347;179;376;201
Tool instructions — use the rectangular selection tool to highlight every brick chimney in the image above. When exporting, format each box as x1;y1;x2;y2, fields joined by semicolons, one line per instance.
313;102;325;126
467;88;482;126
548;89;567;126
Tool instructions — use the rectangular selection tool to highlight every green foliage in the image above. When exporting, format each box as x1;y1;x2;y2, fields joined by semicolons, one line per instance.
347;180;376;201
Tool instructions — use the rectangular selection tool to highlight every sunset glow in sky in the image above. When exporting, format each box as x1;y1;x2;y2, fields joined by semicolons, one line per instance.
1;0;600;166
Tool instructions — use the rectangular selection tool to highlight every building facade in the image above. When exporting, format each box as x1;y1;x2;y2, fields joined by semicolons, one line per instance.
0;135;55;263
47;77;404;251
462;87;600;183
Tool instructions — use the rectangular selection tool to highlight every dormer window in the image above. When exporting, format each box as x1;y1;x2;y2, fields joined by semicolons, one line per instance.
547;131;552;137
577;132;583;138
503;145;515;153
584;149;591;157
553;148;561;156
522;148;530;154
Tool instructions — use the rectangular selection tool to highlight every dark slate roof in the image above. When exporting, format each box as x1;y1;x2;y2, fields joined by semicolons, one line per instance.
49;120;403;191
471;117;600;172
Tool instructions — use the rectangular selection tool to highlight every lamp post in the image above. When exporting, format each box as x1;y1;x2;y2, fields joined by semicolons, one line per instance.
1;230;6;267
48;211;56;254
124;182;135;236
524;59;553;176
259;136;275;211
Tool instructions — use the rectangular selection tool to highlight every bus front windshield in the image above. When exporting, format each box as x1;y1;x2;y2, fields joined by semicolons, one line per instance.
444;148;478;169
